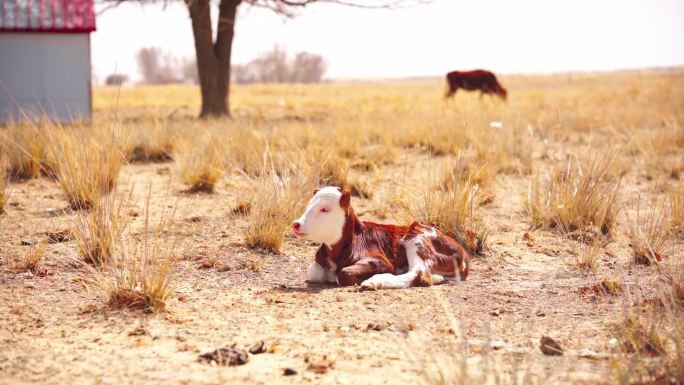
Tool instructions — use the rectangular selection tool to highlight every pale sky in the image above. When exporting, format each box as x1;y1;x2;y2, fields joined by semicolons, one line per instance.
91;0;684;83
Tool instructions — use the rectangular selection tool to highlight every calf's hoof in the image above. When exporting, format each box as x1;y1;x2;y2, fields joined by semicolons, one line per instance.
359;282;380;291
307;262;327;283
360;277;384;290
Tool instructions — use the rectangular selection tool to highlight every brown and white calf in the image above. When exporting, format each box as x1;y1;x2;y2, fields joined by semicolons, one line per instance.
291;186;471;289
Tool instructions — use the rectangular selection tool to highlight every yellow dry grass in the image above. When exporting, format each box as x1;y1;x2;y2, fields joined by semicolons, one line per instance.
524;154;621;241
178;135;224;193
397;173;488;255
611;254;684;384
575;244;601;272
72;191;130;265
88;190;178;312
626;194;677;265
613;311;667;357
245;171;315;253
90;72;683;264
671;189;684;238
1;69;681;383
0;121;57;180
48;125;125;210
0;163;8;215
7;242;47;273
123;119;176;163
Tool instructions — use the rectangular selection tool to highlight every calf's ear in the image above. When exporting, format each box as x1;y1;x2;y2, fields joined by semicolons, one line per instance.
339;189;352;210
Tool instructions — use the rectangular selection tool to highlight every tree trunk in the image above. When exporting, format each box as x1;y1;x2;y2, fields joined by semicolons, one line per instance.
187;0;240;118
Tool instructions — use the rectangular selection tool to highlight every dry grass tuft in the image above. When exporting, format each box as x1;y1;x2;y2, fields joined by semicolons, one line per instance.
309;148;373;198
423;127;468;157
668;317;684;383
0;164;9;215
245;172;313;254
241;255;271;273
653;262;684;328
632;119;684;181
50;126;124;210
72;192;129;265
125;121;176;163
179;139;223;193
665;263;684;311
231;200;252;216
412;345;470;385
612;263;684;384
227;126;268;177
408;287;538;385
524;154;620;240
614;314;667;357
575;244;601;271
471;124;534;176
93;192;177;312
441;152;493;190
9;242;47;273
670;190;684;238
399;176;488;255
349;145;396;172
599;277;623;296
653;261;684;381
626;195;676;265
1;122;57;180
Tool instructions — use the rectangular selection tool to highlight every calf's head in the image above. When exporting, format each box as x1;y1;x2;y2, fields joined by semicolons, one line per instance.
292;186;351;246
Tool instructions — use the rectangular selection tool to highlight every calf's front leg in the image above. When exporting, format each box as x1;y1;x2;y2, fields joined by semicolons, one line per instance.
337;259;392;287
307;262;327;283
307;262;338;284
307;245;339;284
360;271;419;289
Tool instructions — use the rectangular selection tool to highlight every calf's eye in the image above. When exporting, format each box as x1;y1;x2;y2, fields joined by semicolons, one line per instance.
320;207;329;213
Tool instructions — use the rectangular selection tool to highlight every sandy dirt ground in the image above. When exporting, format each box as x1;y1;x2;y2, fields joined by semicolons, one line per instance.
2;148;678;385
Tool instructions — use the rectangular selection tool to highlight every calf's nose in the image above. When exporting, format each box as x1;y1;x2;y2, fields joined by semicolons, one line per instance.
292;221;301;231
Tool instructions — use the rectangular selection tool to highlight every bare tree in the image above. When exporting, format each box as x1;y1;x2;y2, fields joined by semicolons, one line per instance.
231;64;257;84
181;58;200;84
109;0;427;117
231;48;326;84
136;47;181;84
136;47;159;83
249;45;289;83
289;52;326;83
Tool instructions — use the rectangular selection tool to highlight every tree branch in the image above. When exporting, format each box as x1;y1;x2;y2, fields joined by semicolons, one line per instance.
245;0;430;17
98;0;429;16
275;0;426;8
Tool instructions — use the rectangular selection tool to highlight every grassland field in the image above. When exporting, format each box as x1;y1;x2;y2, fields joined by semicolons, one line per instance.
0;69;683;385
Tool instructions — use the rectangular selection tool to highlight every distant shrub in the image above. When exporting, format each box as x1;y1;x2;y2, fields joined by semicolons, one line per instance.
105;74;129;86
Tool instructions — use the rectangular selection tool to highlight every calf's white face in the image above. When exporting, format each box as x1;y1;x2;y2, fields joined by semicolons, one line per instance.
292;186;347;246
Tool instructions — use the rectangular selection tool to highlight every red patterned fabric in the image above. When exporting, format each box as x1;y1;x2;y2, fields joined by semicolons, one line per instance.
0;0;96;33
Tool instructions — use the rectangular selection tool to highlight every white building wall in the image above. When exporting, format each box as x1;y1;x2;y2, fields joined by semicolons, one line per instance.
0;33;91;123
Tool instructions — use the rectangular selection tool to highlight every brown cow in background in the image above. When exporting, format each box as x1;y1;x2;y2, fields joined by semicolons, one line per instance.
445;69;507;100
